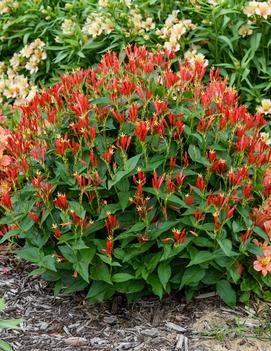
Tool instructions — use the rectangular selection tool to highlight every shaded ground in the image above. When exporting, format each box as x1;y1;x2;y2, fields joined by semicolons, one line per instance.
1;253;271;351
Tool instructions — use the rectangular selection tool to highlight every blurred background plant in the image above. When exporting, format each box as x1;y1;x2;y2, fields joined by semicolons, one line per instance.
0;0;270;110
0;297;23;351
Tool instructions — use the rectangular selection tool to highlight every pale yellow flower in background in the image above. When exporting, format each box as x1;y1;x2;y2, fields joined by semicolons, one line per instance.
260;132;271;145
142;17;155;31
239;24;253;37
0;62;5;75
165;10;179;27
243;1;258;16
185;49;208;69
103;19;114;34
10;53;21;70
32;38;45;50
26;85;38;102
98;0;109;6
20;45;33;58
256;2;271;18
164;41;180;53
25;56;39;74
257;99;271;114
61;19;76;35
123;0;132;7
208;0;219;5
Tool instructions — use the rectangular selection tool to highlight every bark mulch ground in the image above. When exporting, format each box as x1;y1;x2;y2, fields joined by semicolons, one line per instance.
1;252;271;351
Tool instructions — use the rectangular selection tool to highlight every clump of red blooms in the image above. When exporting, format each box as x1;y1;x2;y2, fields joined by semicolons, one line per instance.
1;46;271;303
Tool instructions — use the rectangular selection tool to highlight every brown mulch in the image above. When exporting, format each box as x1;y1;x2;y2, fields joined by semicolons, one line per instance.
1;253;271;351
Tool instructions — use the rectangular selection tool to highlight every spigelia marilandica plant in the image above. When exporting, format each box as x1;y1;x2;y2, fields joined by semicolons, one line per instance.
1;46;271;306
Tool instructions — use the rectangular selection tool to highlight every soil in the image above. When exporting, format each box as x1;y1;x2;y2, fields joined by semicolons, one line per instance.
1;252;271;351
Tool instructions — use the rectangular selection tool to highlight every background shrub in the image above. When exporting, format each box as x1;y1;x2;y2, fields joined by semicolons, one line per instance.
0;0;270;109
1;47;271;306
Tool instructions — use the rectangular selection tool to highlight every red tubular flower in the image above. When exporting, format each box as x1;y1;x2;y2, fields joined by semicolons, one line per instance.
105;213;119;237
54;192;69;211
55;133;71;155
241;227;252;241
152;169;166;189
183;151;189;167
105;239;113;256
52;224;61;239
242;183;252;198
175;169;186;187
128;103;138;122
194;209;205;222
47;108;57;124
170;157;176;171
196;174;205;191
28;210;40;223
167;176;176;193
211;158;226;174
213;212;221;231
133;168;146;185
226;204;237;219
101;145;114;164
172;228;187;244
52;254;65;262
118;134;132;152
89;149;98;167
185;193;194;206
154;99;167;113
174;118;184;139
21;157;29;172
208;149;216;163
71;210;81;224
112;110;125;124
134;121;149;142
1;191;12;209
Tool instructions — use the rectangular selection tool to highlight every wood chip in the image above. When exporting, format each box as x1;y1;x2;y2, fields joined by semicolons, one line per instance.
175;334;189;350
141;328;159;337
165;321;186;333
64;337;88;346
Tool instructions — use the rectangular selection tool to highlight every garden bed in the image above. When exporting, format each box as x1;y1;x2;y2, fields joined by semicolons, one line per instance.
1;252;271;351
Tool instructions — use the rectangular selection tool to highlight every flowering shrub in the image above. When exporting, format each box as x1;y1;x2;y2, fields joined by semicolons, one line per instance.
1;47;271;306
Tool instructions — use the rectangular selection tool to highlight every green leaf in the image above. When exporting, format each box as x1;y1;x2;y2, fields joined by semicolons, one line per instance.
158;262;171;290
188;145;209;166
218;35;233;52
0;298;6;312
118;191;131;211
115;222;145;240
58;246;76;263
149;220;181;240
41;255;57;272
108;154;141;189
216;280;236;308
87;281;114;303
28;268;46;277
73;261;90;283
17;248;43;263
250;32;262;52
0;319;23;329
147;274;163;299
115;280;145;294
181;266;205;287
0;339;14;351
64;279;88;294
112;273;135;282
91;263;112;284
217;239;233;257
98;204;121;220
188;251;215;266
